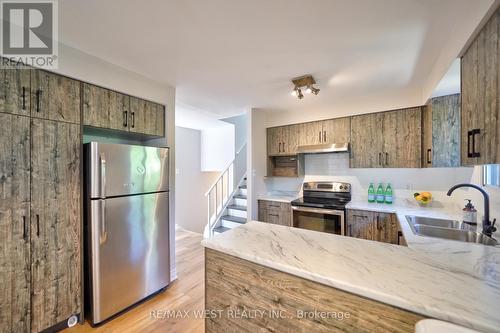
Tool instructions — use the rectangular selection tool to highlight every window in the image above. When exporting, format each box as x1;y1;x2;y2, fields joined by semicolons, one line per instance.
483;164;500;187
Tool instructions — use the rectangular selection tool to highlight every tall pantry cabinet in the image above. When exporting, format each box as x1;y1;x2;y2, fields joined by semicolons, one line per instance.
0;62;82;333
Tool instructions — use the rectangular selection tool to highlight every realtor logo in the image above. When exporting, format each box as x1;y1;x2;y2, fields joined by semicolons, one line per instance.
1;0;58;68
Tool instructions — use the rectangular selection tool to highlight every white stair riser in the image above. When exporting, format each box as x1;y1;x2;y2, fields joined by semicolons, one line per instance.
213;230;225;234
227;208;247;218
239;188;247;196
221;219;245;228
234;198;247;206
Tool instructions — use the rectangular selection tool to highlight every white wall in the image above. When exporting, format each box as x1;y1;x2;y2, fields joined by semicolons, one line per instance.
222;114;248;153
201;124;235;171
54;43;177;279
249;108;500;225
175;127;220;233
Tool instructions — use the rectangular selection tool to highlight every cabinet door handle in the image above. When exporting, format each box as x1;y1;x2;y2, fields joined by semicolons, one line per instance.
282;141;285;152
22;87;26;110
123;110;128;127
22;215;27;241
378;152;382;166
427;149;432;164
470;129;480;158
323;131;327;142
319;131;322;142
278;142;282;153
36;89;42;112
397;231;403;245
376;215;381;230
352;214;368;219
268;213;279;217
131;111;135;128
348;224;352;236
36;214;40;237
467;130;472;157
385;152;389;166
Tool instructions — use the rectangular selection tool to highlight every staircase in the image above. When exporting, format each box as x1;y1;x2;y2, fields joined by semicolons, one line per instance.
213;180;247;234
204;143;247;238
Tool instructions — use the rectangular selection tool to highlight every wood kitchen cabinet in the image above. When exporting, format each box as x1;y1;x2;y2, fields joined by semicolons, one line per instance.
258;200;292;226
422;94;461;167
346;209;399;244
30;119;82;332
298;117;350;146
267;124;299;156
0;64;83;333
350;107;421;168
0;60;31;116
0;113;31;333
83;83;130;131
31;70;81;124
84;83;165;137
461;8;499;166
129;97;165;136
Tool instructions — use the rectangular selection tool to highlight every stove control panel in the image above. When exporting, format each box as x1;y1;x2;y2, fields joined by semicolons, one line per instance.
303;181;351;193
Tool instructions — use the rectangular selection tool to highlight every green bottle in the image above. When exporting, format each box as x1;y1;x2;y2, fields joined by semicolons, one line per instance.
385;183;393;204
376;183;385;203
368;183;375;203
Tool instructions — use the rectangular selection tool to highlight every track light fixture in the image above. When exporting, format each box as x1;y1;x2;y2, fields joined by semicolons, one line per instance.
290;75;320;100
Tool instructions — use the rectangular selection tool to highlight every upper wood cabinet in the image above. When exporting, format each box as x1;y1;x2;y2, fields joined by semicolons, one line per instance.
299;118;350;146
422;94;460;167
0;61;30;116
267;124;299;156
461;8;499;166
0;113;31;333
83;83;165;137
322;117;351;144
130;97;165;136
30;119;81;332
83;83;130;131
31;70;81;124
298;121;322;146
350;107;421;168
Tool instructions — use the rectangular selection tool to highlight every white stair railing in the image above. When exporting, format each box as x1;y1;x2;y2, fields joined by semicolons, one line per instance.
205;143;246;234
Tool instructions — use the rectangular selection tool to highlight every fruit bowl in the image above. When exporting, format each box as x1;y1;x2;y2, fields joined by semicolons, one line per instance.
414;192;432;206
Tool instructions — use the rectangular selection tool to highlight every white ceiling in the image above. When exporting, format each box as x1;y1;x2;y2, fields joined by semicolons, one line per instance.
59;0;494;119
431;58;461;98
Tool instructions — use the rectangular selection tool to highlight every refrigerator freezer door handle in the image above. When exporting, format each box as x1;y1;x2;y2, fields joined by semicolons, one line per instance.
100;153;106;199
100;200;107;244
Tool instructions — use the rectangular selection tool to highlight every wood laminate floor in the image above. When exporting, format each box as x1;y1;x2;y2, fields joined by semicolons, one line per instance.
64;228;204;333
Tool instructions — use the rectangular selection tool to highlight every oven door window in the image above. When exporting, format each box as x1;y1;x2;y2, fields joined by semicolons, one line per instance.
292;210;342;234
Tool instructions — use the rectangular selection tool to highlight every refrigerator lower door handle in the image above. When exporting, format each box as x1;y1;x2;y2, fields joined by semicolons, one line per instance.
100;200;107;244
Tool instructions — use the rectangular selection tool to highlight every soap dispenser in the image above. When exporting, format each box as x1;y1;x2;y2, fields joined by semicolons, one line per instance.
462;199;478;231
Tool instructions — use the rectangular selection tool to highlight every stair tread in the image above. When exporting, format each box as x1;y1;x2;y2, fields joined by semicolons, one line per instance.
234;194;247;199
227;204;247;211
239;185;247;189
221;215;246;224
213;226;231;233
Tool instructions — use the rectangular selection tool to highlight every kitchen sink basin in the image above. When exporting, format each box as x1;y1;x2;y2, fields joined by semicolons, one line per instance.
405;215;498;246
406;216;462;229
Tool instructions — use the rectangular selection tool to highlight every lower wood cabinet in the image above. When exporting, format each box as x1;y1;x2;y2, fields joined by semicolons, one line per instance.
0;113;82;333
206;248;424;333
258;200;292;226
346;209;399;244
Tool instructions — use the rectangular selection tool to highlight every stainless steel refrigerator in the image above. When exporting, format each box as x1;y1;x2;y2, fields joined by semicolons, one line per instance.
84;142;170;325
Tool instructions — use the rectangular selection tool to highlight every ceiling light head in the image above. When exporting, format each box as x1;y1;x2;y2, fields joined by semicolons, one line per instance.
290;75;319;100
297;89;304;99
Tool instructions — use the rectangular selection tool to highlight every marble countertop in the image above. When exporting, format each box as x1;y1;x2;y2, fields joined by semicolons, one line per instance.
257;191;300;203
202;216;500;333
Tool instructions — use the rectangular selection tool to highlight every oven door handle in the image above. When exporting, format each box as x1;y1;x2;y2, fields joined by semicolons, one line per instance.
291;206;344;216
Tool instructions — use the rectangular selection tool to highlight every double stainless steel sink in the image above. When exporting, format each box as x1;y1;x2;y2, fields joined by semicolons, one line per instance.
405;216;498;246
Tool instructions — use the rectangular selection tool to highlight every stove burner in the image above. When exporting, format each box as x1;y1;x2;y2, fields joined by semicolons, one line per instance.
291;181;351;210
